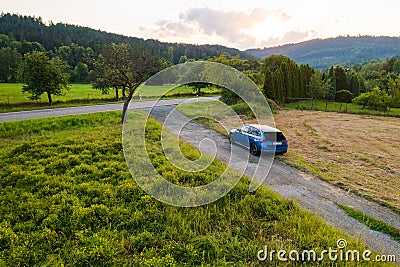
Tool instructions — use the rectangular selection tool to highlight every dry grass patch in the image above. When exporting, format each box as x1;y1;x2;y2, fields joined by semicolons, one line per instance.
274;110;400;212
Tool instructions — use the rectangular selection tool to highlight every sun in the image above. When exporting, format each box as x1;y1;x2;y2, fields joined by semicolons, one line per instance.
247;17;291;46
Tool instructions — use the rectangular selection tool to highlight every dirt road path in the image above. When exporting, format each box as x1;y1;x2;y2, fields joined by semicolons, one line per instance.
147;105;400;263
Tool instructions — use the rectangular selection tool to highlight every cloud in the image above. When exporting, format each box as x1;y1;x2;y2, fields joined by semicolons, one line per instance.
140;7;312;49
279;30;318;44
182;7;290;38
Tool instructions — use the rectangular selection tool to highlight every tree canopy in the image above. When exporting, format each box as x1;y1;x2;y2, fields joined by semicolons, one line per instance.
18;51;70;105
92;43;167;122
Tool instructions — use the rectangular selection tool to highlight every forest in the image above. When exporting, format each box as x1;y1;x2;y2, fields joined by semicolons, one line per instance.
0;13;252;65
1;13;400;112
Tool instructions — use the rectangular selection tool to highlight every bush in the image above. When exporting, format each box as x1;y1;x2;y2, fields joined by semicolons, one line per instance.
352;87;391;111
230;102;255;118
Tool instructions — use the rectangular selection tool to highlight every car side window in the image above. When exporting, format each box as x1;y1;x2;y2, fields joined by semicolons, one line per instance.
254;128;261;136
242;126;250;134
248;127;259;136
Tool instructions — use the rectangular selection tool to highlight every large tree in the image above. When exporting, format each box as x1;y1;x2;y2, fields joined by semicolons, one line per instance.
92;43;165;122
18;51;70;105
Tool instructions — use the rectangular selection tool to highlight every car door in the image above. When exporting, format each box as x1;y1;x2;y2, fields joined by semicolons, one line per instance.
247;126;261;146
235;125;250;147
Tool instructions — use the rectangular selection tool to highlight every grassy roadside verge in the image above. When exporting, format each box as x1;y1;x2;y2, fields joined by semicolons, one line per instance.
0;112;381;266
337;204;400;243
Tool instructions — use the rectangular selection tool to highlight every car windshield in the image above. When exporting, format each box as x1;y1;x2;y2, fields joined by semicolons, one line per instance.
263;132;286;142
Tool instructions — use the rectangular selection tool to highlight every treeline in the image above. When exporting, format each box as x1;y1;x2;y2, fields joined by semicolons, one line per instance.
217;54;400;111
2;13;400;111
260;55;366;104
0;34;96;83
0;13;252;64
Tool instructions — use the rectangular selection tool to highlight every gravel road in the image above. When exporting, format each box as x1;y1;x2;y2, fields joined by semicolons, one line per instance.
147;105;400;263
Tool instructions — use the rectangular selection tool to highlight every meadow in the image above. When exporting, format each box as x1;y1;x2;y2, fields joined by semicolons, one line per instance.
0;83;221;112
0;112;378;266
0;83;115;107
275;110;400;212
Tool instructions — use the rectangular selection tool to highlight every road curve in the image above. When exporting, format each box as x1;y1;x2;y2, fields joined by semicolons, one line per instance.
0;97;219;122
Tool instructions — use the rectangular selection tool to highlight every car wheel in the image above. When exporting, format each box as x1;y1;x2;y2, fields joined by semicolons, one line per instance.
250;143;260;156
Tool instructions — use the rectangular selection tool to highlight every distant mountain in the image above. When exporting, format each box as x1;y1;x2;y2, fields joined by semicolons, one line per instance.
0;13;255;63
246;36;400;70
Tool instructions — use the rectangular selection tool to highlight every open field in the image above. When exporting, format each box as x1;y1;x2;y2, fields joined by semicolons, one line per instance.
0;83;221;112
274;110;400;212
0;83;115;106
284;100;400;117
0;112;375;266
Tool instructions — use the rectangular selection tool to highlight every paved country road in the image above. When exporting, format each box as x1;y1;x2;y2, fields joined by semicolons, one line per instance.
147;105;400;264
1;99;399;263
0;97;219;122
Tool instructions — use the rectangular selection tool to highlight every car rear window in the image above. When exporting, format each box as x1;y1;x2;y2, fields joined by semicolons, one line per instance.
263;132;286;142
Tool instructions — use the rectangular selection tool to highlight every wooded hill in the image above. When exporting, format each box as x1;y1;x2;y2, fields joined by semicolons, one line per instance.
246;36;400;70
0;13;254;64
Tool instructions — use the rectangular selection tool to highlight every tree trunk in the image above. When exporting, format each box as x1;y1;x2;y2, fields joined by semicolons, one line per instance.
115;88;119;101
47;91;53;106
121;87;136;123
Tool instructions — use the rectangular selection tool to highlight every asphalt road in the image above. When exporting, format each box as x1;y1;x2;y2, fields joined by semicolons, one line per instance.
0;96;219;122
147;105;400;263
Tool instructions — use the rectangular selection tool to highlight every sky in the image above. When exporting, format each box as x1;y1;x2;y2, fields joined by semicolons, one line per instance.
2;0;400;50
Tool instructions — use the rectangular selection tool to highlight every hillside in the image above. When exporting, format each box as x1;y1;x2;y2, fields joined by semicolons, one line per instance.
0;13;254;63
246;36;400;70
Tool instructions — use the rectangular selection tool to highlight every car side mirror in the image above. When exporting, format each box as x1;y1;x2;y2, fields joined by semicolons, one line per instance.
237;128;241;132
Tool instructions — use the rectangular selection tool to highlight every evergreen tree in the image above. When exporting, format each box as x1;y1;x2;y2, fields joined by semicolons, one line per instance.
334;66;349;100
327;66;336;101
348;73;360;97
273;67;284;104
262;68;274;99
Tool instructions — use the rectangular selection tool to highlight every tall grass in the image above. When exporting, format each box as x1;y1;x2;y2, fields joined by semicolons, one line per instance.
0;111;121;138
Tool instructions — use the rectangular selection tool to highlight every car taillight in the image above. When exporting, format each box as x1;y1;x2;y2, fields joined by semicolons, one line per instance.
283;140;288;143
259;140;271;143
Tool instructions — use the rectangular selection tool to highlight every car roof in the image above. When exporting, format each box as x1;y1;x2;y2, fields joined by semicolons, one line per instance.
246;124;281;132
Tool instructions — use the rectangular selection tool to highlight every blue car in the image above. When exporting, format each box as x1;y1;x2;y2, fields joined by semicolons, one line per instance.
228;124;288;156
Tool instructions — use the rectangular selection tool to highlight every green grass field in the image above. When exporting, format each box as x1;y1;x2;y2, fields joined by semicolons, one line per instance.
0;112;381;266
0;83;115;105
284;99;400;117
134;85;221;98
